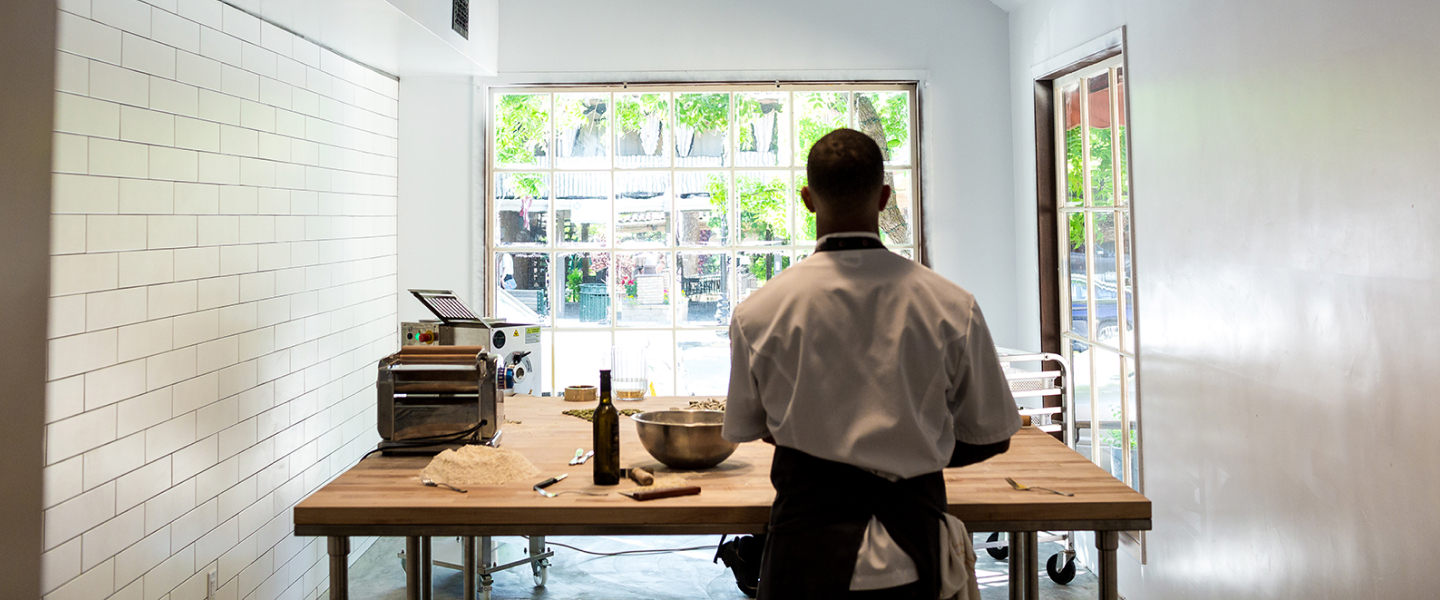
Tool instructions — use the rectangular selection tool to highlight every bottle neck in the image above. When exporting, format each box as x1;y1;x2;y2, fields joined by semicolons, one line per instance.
599;370;612;404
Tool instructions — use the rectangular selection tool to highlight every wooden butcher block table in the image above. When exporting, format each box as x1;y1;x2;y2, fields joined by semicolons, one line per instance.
295;395;1149;600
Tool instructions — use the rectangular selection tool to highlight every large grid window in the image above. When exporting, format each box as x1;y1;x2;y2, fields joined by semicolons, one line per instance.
487;84;920;396
1054;58;1140;490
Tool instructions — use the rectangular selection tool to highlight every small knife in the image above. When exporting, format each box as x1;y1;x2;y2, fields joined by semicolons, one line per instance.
534;473;568;490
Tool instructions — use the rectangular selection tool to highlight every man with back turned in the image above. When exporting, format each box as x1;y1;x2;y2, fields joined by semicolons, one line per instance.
720;128;1021;599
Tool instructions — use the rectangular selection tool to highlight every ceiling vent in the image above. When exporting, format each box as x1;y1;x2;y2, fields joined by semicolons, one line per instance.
452;0;469;39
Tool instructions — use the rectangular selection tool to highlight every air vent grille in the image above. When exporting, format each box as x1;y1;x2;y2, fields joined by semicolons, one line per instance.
452;0;469;39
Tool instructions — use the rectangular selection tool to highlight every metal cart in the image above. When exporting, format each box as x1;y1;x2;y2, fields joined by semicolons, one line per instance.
974;350;1080;585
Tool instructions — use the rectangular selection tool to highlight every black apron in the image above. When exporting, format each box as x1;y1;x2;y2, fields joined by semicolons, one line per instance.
756;233;941;599
758;446;947;599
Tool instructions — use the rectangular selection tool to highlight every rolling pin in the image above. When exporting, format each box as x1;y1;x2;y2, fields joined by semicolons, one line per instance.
620;486;701;502
626;467;655;486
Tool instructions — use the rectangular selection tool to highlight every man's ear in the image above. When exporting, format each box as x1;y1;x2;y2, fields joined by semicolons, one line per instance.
877;185;892;212
801;186;816;213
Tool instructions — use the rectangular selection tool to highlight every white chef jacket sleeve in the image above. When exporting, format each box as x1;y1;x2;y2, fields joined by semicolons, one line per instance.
950;302;1022;445
722;320;769;443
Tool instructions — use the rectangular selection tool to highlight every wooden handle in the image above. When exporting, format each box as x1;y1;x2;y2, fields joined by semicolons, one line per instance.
627;467;655;486
622;486;700;502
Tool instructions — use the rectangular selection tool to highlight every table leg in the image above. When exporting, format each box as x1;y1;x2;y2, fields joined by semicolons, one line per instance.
1097;531;1119;600
327;536;349;600
421;537;433;600
1022;531;1039;600
463;536;477;600
405;537;421;600
1007;532;1026;600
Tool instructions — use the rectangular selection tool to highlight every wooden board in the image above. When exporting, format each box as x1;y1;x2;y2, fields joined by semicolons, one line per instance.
294;395;1150;537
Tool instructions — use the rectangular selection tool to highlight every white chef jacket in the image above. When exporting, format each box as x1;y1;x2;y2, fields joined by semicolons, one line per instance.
723;232;1021;590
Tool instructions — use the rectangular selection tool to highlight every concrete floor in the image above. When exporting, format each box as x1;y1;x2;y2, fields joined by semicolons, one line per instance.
345;534;1097;599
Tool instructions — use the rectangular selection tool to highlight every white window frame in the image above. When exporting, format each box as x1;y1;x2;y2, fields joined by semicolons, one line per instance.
1054;56;1142;493
484;82;922;395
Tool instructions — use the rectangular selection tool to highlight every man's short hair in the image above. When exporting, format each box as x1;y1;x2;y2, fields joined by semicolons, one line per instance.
806;128;884;210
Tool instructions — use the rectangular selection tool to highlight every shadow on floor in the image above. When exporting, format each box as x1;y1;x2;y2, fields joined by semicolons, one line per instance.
347;535;1097;599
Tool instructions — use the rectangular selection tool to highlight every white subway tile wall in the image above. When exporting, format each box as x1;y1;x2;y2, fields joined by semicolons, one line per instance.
46;1;398;599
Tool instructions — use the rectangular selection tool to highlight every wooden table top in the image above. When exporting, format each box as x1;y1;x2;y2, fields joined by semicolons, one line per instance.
294;395;1150;537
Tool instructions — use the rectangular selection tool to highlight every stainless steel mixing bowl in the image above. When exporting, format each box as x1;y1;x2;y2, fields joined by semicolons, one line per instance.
631;410;738;470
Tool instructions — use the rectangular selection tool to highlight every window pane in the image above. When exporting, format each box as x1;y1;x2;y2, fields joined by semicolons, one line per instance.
1088;73;1114;207
615;329;675;396
556;252;609;327
1121;212;1135;352
1124;356;1139;489
494;252;550;325
494;173;548;246
737;171;790;245
1115;67;1129;207
555;172;609;247
1067;340;1092;458
615;172;671;247
540;331;553;394
615;251;672;327
495;93;550;168
677;329;730;396
1066;212;1087;337
676;171;729;246
893;248;914;260
615;92;669;168
735;91;789;167
1094;347;1124;479
553;93;610;169
1062;82;1083;208
880;170;913;245
795;91;848;164
1094;212;1118;347
855;91;911;166
676;251;731;327
674;93;729;167
794;172;817;242
554;330;612;390
737;251;790;303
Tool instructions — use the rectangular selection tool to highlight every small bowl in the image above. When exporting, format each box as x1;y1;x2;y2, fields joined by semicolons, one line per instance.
631;410;738;470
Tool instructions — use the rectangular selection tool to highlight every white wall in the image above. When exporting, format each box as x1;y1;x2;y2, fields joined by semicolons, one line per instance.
469;0;1023;345
1;2;57;599
1008;1;1440;598
43;0;397;598
397;76;479;321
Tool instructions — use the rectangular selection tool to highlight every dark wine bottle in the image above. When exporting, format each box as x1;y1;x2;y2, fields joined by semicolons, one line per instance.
592;369;621;485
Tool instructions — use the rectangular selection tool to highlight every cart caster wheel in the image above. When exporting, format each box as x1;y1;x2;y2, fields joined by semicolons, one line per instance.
985;532;1009;560
1047;553;1077;584
532;561;549;587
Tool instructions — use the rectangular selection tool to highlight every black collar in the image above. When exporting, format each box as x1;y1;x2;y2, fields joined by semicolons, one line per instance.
815;235;886;253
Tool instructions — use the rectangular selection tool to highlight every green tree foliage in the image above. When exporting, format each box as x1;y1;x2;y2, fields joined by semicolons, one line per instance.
615;93;668;141
496;95;548;166
795;93;848;164
1065;124;1125;251
857;92;910;159
705;174;788;244
674;93;729;134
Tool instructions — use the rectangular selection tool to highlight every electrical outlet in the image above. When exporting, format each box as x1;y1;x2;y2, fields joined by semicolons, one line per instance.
206;570;217;599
